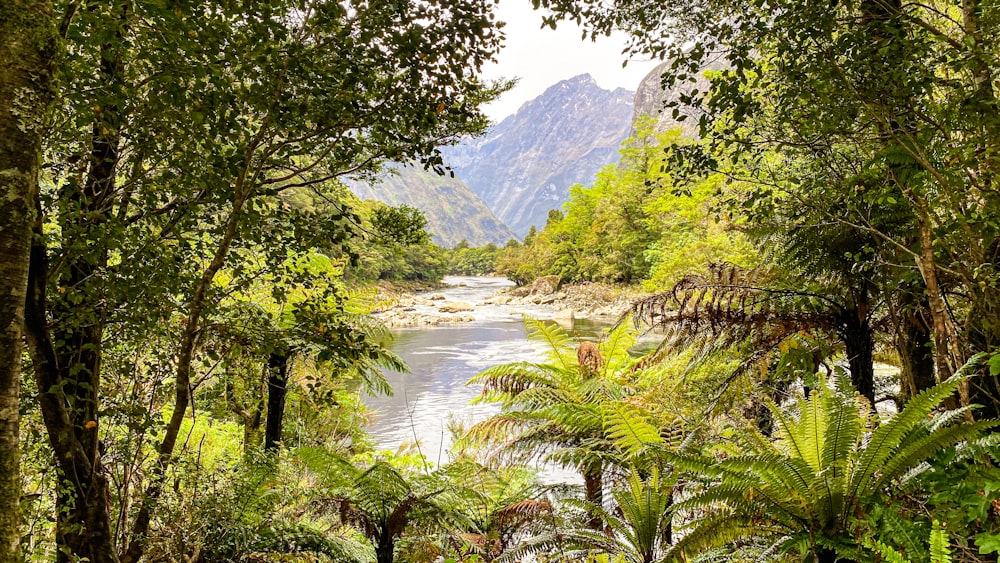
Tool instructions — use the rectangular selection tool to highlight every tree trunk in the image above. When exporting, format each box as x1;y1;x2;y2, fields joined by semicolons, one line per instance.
662;488;673;547
264;352;290;451
841;295;876;406
897;303;937;404
375;529;395;563
21;7;126;559
0;2;58;559
122;127;266;563
816;547;839;563
25;202;120;563
582;461;603;530
910;205;963;380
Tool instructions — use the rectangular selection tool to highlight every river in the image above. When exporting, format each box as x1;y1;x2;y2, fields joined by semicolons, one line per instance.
362;276;607;475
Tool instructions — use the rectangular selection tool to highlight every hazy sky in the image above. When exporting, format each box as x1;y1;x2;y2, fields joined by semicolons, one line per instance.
479;1;664;122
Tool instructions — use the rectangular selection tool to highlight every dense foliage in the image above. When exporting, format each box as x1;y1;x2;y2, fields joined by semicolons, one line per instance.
494;122;755;287
3;0;1000;561
3;0;502;560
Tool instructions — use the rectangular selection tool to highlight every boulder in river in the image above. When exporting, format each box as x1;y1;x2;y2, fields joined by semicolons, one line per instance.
553;309;575;322
530;275;562;295
438;301;475;313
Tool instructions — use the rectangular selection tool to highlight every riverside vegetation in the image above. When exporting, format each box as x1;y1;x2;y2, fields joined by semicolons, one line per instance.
2;0;1000;562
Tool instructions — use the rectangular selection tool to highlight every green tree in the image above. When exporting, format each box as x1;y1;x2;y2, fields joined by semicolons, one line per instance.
535;0;1000;406
0;1;60;559
19;1;504;560
667;370;995;562
217;253;401;453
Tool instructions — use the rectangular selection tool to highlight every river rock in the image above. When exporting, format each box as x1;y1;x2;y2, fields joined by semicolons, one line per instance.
509;285;531;297
553;309;575;322
428;294;446;301
530;275;562;295
438;301;475;313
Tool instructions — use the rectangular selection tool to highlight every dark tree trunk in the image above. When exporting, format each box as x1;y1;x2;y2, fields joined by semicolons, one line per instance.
21;6;126;561
0;2;59;559
841;291;876;406
25;212;120;563
898;305;937;403
662;488;673;546
264;352;290;451
582;461;603;530
375;529;395;563
816;547;839;563
843;317;875;406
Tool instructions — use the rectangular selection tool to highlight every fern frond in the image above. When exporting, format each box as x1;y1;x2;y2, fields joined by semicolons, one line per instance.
871;540;910;563
598;318;639;375
849;375;965;500
930;520;951;563
821;390;863;481
468;362;561;400
954;432;1000;462
667;511;759;559
296;446;358;487
524;317;577;370
718;454;814;502
250;522;376;563
603;402;665;458
768;396;818;473
870;420;997;494
662;449;728;477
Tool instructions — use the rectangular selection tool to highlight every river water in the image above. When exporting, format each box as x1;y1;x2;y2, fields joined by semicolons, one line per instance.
362;276;607;474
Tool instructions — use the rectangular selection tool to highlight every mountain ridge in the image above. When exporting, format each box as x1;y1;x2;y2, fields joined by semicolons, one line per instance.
345;164;516;248
442;73;634;236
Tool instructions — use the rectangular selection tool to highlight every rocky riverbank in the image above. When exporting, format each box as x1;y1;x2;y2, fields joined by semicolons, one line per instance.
373;276;649;328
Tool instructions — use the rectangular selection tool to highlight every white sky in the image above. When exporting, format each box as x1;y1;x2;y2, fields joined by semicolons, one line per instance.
479;1;664;122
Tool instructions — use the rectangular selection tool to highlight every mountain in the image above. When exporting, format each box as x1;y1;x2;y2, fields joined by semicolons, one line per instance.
443;74;634;237
346;164;517;248
631;57;727;137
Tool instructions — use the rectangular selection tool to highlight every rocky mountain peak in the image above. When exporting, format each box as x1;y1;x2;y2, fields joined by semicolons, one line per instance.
442;74;634;237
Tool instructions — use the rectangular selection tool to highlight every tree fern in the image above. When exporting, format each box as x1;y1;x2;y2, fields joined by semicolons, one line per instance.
463;318;663;508
295;448;460;563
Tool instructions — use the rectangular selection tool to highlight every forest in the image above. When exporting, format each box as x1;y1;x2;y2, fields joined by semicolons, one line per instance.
1;0;998;562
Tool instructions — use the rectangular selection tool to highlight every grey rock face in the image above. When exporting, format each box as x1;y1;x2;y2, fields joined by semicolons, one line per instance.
443;74;634;237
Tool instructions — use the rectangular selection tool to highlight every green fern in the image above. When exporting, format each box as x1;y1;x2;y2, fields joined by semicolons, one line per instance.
603;402;664;459
668;369;992;561
868;521;951;563
463;317;664;507
930;521;951;563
